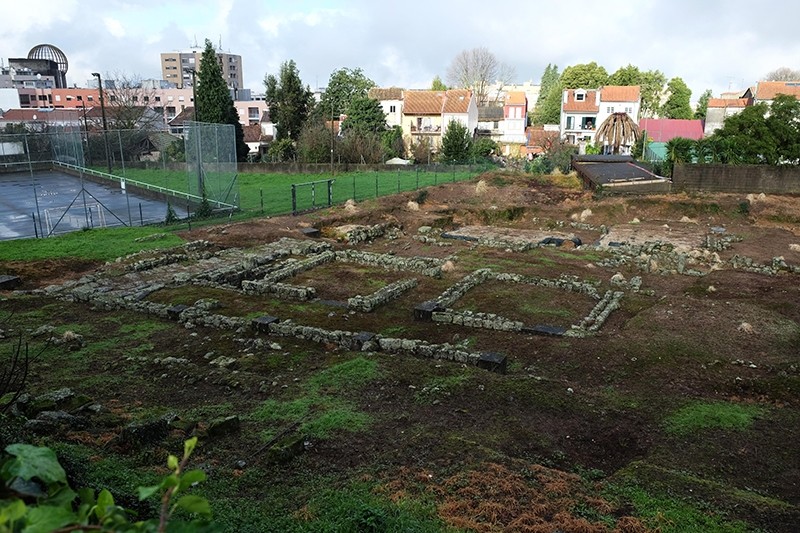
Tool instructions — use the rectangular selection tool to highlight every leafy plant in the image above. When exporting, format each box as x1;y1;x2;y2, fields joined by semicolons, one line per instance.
0;437;215;532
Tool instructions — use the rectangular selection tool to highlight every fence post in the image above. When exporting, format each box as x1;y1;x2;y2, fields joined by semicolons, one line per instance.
375;176;378;198
328;179;333;207
416;168;419;190
32;213;38;239
291;184;297;215
187;205;191;230
311;183;316;208
139;203;143;226
260;188;264;214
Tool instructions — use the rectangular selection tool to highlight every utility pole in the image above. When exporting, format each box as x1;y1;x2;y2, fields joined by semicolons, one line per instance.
91;72;112;174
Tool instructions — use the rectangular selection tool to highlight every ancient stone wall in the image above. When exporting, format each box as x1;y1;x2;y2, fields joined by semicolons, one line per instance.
347;278;418;312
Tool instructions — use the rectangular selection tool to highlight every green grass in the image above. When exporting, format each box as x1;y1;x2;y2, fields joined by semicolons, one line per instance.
415;373;470;403
664;401;766;435
609;483;752;532
0;226;183;261
249;356;381;441
117;166;490;216
306;357;380;394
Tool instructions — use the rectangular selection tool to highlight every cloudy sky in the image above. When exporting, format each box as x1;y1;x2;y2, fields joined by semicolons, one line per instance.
3;0;798;102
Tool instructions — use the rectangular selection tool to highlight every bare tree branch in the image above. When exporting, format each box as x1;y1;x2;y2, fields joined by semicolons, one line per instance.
446;47;514;107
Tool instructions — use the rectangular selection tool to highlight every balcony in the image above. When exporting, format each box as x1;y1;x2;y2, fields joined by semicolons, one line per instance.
410;125;441;134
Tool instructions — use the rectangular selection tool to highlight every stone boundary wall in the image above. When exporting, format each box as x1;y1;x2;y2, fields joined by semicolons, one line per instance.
730;255;800;275
347;278;419;312
673;164;800;194
334;250;445;277
261;251;336;283
575;290;624;333
120;240;216;273
432;310;523;332
241;280;317;300
490;272;601;299
434;269;492;308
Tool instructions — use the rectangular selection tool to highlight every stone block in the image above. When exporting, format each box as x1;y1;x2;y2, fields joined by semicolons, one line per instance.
523;324;567;337
477;352;507;374
352;331;376;350
252;315;280;333
300;227;321;238
0;275;21;290
166;304;189;320
414;301;442;321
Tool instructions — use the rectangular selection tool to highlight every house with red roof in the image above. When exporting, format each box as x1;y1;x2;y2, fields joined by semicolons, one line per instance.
402;89;477;150
560;85;640;151
703;98;750;135
753;81;800;105
639;119;704;142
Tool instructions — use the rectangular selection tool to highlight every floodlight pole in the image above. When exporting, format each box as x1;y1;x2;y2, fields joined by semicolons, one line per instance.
92;72;112;174
185;67;203;195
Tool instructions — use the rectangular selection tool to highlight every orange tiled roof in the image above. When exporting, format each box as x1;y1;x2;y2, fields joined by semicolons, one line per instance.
404;89;472;115
368;87;403;100
563;90;599;112
0;108;85;121
707;98;749;108
755;81;800;100
506;91;526;106
600;85;640;102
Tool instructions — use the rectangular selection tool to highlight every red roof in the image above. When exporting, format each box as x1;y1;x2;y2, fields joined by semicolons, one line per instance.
404;89;472;115
638;119;704;142
563;90;599;112
0;108;86;121
600;85;640;103
755;81;800;100
707;98;749;109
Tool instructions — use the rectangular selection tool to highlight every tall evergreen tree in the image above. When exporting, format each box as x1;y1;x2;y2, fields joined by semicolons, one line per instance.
265;60;314;142
661;77;693;119
694;89;713;120
440;120;472;163
535;64;559;110
431;76;447;91
195;39;248;161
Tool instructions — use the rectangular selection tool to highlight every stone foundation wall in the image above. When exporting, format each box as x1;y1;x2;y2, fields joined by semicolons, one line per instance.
434;269;492;308
490;272;600;299
334;250;445;277
431;310;523;332
262;251;336;283
347;278;418;312
241;280;317;300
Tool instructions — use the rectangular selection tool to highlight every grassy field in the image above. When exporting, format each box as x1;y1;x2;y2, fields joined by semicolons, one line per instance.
112;166;491;215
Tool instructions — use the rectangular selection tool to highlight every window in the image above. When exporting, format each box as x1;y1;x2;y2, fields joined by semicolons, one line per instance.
87;96;93;101
143;96;149;103
575;93;585;101
54;95;61;102
155;96;161;102
566;116;574;129
66;95;73;101
109;95;116;103
493;121;499;129
178;96;185;102
607;106;614;113
132;96;138;103
389;105;396;113
77;95;82;101
625;106;632;114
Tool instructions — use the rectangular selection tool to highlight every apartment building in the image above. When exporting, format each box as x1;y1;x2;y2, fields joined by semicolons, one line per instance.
160;49;243;90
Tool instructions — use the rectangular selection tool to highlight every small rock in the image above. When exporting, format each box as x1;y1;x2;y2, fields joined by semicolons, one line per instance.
737;322;755;334
630;218;640;224
406;200;420;211
209;356;238;369
417;225;432;234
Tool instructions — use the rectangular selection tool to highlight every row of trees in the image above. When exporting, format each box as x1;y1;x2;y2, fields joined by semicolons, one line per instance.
664;94;800;171
530;62;711;125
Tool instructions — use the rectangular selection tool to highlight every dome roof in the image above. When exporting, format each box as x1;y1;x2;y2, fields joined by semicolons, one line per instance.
28;44;68;75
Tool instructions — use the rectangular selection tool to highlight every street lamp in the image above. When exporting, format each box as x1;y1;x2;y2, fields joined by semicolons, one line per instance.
91;72;112;174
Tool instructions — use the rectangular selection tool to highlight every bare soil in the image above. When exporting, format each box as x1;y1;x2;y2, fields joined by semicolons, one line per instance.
2;172;799;531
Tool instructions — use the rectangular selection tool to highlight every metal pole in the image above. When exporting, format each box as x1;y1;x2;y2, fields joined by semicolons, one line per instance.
24;135;45;237
91;72;112;174
139;203;144;225
32;213;38;239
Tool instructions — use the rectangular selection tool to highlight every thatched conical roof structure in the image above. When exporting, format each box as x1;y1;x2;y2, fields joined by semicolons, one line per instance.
595;112;640;154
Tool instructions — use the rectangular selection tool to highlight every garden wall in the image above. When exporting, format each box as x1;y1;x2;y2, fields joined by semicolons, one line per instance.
673;164;800;194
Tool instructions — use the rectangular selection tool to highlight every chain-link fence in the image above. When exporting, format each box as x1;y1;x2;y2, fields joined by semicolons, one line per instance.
0;129;188;240
184;121;239;208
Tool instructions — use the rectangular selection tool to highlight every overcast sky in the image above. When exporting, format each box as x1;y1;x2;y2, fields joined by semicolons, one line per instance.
3;0;798;103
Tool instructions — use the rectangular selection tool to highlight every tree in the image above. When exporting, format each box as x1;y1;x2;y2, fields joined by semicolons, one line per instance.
297;121;334;163
101;72;161;131
342;96;386;134
440;120;472;162
532;64;560;124
265;60;314;142
446;47;515;106
431;76;447;91
661;77;693;119
560;62;608;89
664;136;696;174
195;39;248;160
595;112;640;154
764;67;800;81
381;126;404;160
472;138;497;160
532;81;564;125
764;94;800;163
694;89;713;120
608;65;666;117
316;67;375;120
